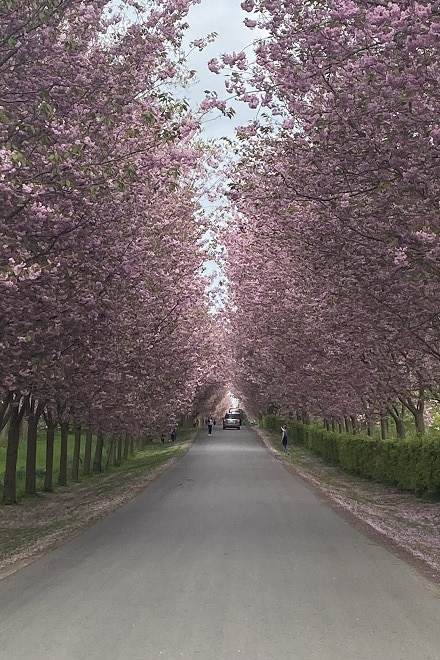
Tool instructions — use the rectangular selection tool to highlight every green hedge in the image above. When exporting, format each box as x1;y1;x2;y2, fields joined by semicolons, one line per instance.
261;416;440;497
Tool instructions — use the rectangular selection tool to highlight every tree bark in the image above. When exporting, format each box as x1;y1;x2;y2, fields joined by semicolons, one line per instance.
106;437;116;467
83;429;93;476
2;395;28;504
71;425;81;482
350;415;358;434
58;422;69;486
25;400;44;496
399;388;426;435
93;433;104;472
388;404;406;439
380;413;389;440
44;422;56;492
395;417;405;438
117;436;123;465
123;433;130;460
0;392;13;432
365;412;373;436
414;407;425;434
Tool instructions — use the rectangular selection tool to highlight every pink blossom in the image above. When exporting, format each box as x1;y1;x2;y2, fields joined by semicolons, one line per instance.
241;0;255;11
207;58;221;73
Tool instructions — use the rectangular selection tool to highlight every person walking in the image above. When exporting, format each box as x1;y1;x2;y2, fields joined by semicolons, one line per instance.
207;416;214;436
281;425;289;454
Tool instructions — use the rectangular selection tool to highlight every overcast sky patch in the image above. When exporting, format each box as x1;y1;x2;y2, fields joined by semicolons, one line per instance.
183;0;264;139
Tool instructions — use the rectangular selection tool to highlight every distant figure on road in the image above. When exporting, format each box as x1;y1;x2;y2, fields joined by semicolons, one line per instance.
170;428;177;443
207;417;214;436
281;426;289;454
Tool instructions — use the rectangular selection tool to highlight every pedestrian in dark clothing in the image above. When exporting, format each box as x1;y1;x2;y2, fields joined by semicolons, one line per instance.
170;428;177;442
161;432;165;443
281;426;289;454
207;417;214;436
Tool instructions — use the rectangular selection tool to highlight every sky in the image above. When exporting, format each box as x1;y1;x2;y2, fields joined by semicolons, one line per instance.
177;1;270;309
175;1;266;292
182;0;263;140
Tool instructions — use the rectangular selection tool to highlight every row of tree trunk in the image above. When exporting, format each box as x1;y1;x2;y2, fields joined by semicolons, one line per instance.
322;394;426;440
0;394;136;504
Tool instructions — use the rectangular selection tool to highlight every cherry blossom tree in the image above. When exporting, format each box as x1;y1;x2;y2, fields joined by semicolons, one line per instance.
1;0;216;502
216;0;440;432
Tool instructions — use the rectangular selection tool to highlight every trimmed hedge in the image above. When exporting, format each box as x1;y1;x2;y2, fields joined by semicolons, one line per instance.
261;416;440;497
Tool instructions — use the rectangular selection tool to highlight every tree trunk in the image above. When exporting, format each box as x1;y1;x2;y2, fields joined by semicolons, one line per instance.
58;422;69;487
344;416;352;434
380;413;389;440
395;417;405;438
0;392;13;432
366;413;373;436
93;433;104;472
83;429;93;476
25;401;44;496
414;407;425;434
350;416;358;435
71;425;81;482
44;422;56;492
117;436;123;465
301;410;310;425
388;404;406;439
412;387;426;434
2;399;22;504
123;434;130;460
399;388;426;435
106;437;116;467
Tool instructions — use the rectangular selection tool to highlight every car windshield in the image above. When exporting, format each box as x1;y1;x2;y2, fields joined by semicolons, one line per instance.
226;413;240;419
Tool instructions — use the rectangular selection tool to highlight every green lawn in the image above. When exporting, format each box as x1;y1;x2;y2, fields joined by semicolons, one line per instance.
0;427;96;497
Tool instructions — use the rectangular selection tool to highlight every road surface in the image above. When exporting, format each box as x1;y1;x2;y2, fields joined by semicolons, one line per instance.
0;424;439;659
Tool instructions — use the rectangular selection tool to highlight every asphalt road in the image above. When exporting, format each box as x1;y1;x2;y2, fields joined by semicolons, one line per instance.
0;425;439;660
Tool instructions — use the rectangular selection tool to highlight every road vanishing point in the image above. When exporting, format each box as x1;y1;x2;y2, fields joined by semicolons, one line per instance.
0;424;439;659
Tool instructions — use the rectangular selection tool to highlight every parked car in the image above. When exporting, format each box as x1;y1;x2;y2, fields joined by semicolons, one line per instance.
223;412;241;430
